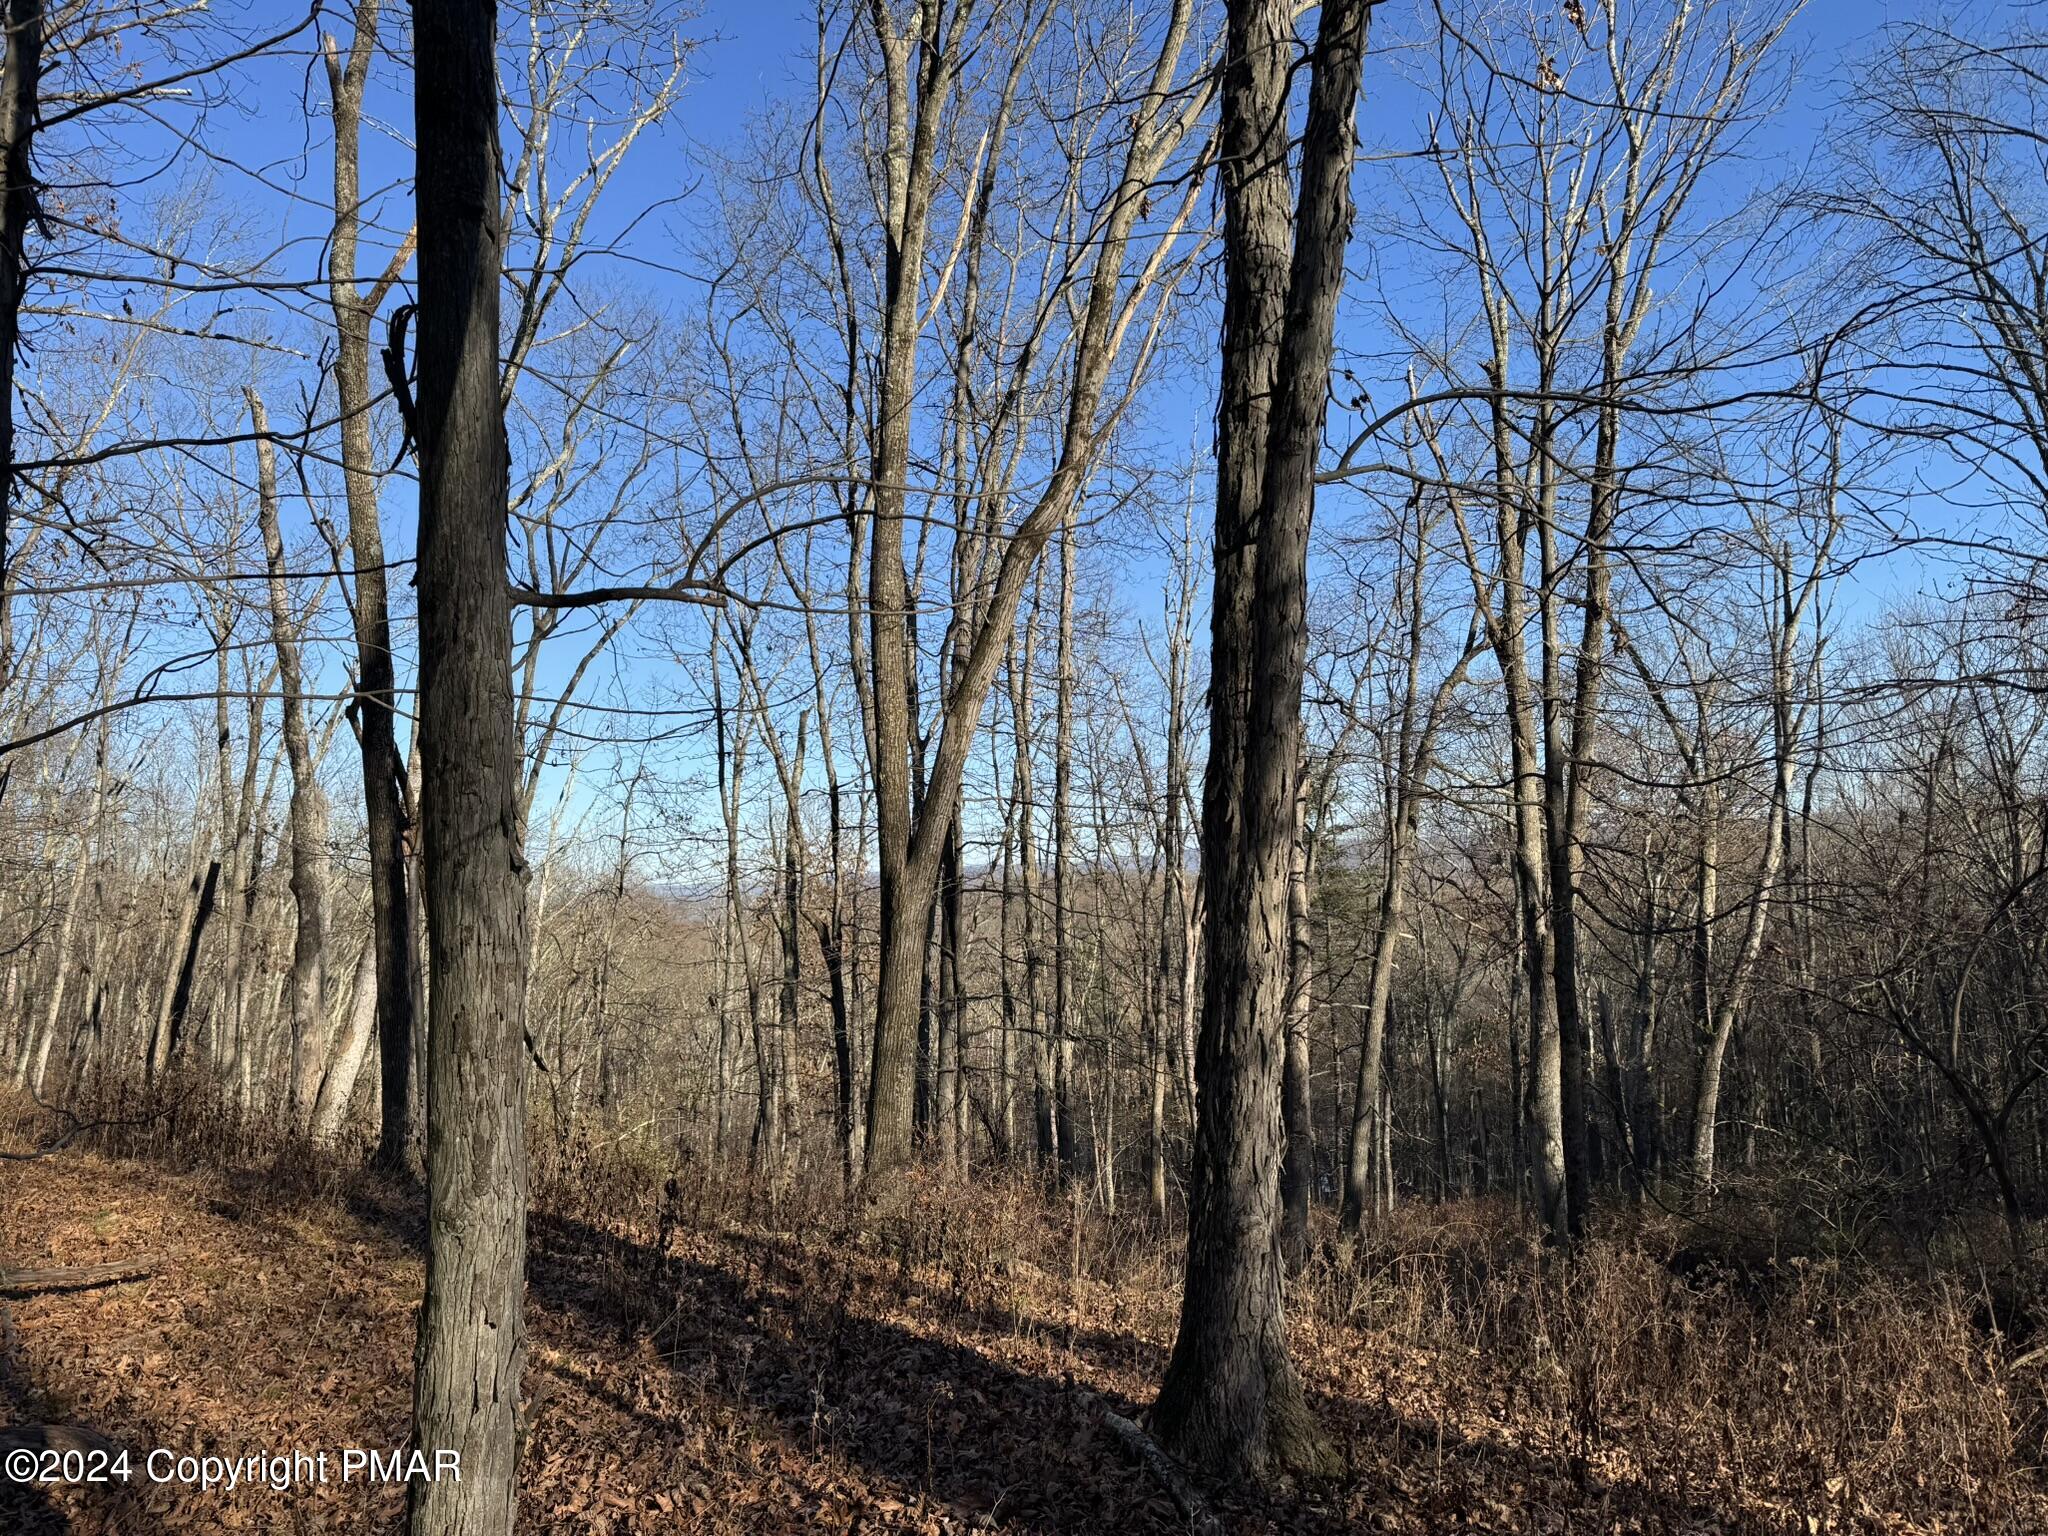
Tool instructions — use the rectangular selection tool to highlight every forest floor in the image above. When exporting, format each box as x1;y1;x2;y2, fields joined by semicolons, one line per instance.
0;1131;2041;1535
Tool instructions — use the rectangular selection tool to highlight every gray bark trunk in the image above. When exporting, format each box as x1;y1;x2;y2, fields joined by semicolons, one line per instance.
407;1;531;1530
312;938;379;1146
1153;0;1370;1482
325;0;419;1172
250;387;335;1120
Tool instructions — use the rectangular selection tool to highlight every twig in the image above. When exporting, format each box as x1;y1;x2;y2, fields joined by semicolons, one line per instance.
0;1083;193;1160
1102;1410;1220;1535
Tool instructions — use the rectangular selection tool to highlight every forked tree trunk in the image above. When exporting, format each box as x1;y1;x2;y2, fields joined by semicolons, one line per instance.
856;0;1206;1178
408;1;530;1530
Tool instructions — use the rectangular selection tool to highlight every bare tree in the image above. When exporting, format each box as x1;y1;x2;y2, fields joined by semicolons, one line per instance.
322;0;421;1171
249;387;337;1121
407;0;530;1530
1151;0;1372;1481
842;0;1214;1177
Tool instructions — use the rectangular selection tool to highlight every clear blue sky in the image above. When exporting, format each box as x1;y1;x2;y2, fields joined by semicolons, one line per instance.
54;0;2015;874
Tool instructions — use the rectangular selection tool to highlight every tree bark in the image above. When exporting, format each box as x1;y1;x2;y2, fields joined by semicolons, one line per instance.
324;0;420;1173
153;860;220;1080
0;0;43;700
408;1;530;1530
1153;0;1370;1482
312;938;380;1146
1278;792;1313;1266
250;387;336;1121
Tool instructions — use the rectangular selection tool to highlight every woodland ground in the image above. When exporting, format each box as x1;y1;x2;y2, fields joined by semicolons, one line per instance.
0;1099;2041;1534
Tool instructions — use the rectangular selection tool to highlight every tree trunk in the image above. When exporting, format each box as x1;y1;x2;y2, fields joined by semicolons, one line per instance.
1278;793;1313;1266
250;387;335;1120
1692;654;1798;1187
25;839;87;1095
408;1;530;1530
1052;512;1093;1184
312;938;379;1146
152;859;220;1080
325;0;420;1174
937;814;963;1174
1153;0;1369;1482
1010;587;1055;1172
776;723;806;1189
0;0;43;700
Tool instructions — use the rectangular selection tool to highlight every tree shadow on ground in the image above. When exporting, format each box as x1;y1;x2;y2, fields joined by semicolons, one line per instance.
0;1366;70;1536
333;1178;1761;1535
0;1325;143;1535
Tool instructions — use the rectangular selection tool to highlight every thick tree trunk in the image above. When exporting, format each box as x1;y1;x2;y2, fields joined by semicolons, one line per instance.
857;3;952;1181
1154;0;1369;1482
866;854;941;1177
408;1;530;1531
0;0;43;700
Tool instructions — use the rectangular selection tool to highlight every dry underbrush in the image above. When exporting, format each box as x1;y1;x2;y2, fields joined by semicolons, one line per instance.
2;1084;2042;1533
529;1126;2048;1531
1296;1199;2044;1532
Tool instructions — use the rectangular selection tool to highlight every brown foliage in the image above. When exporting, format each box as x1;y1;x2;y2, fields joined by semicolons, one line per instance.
0;1093;2039;1533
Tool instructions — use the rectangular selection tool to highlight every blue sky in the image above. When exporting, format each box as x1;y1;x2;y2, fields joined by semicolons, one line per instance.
38;0;2033;879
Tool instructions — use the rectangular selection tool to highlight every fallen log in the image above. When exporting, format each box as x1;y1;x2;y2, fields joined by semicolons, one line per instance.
0;1256;157;1296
